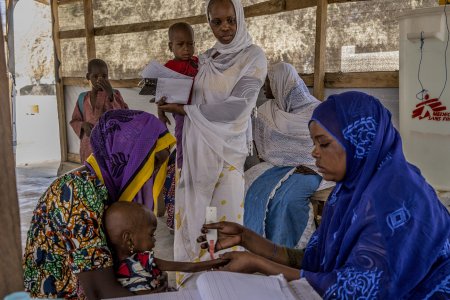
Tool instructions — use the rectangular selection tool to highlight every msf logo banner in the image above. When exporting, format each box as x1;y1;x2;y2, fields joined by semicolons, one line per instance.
412;95;450;121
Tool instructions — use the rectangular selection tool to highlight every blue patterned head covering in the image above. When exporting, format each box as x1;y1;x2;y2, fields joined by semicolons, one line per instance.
302;91;450;299
310;91;398;189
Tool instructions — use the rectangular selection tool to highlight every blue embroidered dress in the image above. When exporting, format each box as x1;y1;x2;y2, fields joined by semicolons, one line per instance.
301;92;450;299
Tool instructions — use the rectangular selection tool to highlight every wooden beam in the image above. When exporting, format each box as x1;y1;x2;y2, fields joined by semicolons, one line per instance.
83;0;96;61
63;72;399;89
59;29;85;39
94;15;207;37
68;152;81;164
0;12;23;298
34;0;49;5
330;0;366;3
324;71;399;88
243;0;286;18
313;0;328;100
59;0;368;39
63;77;141;88
51;0;68;162
285;0;316;10
62;77;89;86
58;0;81;5
299;73;314;87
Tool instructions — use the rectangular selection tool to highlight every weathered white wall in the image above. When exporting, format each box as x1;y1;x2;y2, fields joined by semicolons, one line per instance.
325;88;399;129
15;95;61;164
59;0;438;78
14;0;54;87
14;0;59;165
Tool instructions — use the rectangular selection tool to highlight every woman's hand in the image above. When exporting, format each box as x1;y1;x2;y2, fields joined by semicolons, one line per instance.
220;252;302;281
219;251;262;274
158;108;171;126
199;222;293;268
197;221;246;252
157;97;186;115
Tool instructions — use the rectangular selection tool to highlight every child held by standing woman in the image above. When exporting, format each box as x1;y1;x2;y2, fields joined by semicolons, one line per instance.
158;22;198;169
158;22;198;231
70;59;128;162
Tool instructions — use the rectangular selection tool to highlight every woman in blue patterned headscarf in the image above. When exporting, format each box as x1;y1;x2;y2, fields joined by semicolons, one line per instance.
200;91;450;299
301;91;450;298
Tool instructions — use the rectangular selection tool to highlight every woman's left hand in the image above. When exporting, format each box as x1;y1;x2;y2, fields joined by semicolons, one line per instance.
157;98;186;115
219;251;302;281
219;251;262;274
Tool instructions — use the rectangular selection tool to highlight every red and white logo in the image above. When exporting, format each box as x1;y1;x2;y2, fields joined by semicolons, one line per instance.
412;95;450;121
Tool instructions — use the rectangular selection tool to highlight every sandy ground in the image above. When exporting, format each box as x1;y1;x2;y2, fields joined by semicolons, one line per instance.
16;161;450;289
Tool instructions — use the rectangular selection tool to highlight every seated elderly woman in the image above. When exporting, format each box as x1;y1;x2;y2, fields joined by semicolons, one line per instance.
23;110;176;299
200;92;450;299
244;62;334;248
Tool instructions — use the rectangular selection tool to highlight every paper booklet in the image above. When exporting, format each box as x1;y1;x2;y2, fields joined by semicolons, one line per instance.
105;271;321;300
139;60;193;104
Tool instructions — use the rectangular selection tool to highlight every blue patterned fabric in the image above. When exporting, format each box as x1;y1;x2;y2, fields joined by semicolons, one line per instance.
244;166;321;248
424;274;450;300
302;92;450;299
324;267;383;299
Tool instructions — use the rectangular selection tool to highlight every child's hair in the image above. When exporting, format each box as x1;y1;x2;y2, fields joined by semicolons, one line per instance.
168;22;194;41
87;58;108;73
104;201;154;249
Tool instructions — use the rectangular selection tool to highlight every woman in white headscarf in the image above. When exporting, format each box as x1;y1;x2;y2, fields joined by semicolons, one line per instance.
244;62;334;249
159;0;267;286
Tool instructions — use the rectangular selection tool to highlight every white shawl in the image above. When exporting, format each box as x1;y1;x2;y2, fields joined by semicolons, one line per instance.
254;62;334;190
179;0;267;252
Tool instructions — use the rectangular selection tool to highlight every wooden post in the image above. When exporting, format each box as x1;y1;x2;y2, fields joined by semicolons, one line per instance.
83;0;96;61
0;11;23;297
51;0;68;164
313;0;328;100
6;0;18;155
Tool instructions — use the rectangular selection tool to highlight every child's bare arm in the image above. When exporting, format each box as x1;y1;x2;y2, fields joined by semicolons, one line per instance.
70;101;84;138
154;257;229;273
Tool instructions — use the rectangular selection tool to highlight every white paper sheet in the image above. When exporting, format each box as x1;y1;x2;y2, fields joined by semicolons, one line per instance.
196;271;296;300
141;60;191;80
155;77;192;104
288;278;322;300
103;272;318;300
103;289;200;300
140;60;193;104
